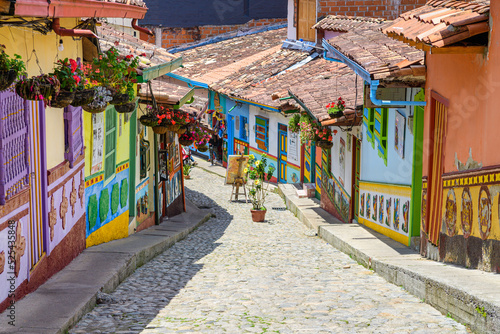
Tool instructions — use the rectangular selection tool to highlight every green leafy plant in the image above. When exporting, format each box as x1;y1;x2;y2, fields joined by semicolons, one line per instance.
288;113;300;133
244;154;275;211
90;47;139;101
476;306;487;318
183;164;193;176
51;58;84;92
298;113;320;144
0;44;26;79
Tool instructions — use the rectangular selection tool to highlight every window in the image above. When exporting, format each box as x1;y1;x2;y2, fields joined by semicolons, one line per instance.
104;108;117;181
255;116;269;151
374;108;388;165
364;107;388;165
0;90;30;204
240;116;248;141
64;105;84;168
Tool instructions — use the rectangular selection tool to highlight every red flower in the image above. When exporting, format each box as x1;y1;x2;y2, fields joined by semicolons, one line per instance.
333;130;338;135
126;55;134;60
69;59;78;73
73;75;81;84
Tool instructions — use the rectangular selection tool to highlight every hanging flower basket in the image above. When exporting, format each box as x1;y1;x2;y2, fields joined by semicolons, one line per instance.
110;90;132;105
197;144;208;152
179;138;194;146
176;127;187;135
316;140;333;149
71;88;95;107
153;126;168;134
82;86;112;114
139;115;157;127
15;79;54;101
165;124;180;132
49;90;75;108
114;101;136;113
0;70;17;91
82;103;107;113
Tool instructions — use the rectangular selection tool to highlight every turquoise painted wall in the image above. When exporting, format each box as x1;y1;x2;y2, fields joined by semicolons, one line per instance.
361;108;414;186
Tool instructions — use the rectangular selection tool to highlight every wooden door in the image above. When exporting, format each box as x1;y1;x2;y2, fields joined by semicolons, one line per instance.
426;92;448;245
278;124;288;183
298;0;316;41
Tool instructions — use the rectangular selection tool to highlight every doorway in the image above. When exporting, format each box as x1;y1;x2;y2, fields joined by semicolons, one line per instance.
298;0;316;41
278;124;288;183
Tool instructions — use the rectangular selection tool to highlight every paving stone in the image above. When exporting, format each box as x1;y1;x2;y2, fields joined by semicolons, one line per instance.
70;167;469;334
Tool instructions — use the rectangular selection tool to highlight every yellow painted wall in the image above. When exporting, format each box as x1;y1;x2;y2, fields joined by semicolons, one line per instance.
116;108;130;165
0;18;83;170
86;210;129;248
83;110;93;177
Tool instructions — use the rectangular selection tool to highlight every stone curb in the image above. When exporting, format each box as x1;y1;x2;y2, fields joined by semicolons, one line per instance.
277;183;500;334
0;201;213;334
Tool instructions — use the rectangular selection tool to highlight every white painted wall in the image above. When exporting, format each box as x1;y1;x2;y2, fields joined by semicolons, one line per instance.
287;0;297;40
329;126;360;197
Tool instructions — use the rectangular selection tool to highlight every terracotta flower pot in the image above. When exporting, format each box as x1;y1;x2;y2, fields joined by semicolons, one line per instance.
251;209;266;222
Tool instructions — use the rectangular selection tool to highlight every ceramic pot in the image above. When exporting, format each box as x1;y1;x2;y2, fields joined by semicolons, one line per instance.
251;209;266;222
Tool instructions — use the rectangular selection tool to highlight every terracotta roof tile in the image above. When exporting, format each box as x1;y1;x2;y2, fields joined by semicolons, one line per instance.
326;25;425;80
97;23;178;69
382;0;490;47
313;15;386;32
172;28;287;82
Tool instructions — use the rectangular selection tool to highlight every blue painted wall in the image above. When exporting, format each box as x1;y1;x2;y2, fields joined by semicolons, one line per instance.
141;0;287;27
360;108;414;186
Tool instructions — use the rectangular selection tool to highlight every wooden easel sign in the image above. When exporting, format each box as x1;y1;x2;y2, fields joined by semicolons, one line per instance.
226;154;250;202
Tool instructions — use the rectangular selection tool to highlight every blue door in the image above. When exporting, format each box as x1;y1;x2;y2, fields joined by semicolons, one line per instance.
227;114;234;156
278;124;288;183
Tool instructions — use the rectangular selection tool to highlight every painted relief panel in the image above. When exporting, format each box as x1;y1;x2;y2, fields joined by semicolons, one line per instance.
0;214;30;305
166;170;182;207
441;169;500;241
359;181;411;245
322;168;350;222
47;161;86;253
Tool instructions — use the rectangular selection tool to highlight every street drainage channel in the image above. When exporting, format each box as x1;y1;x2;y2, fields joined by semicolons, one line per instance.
272;207;288;211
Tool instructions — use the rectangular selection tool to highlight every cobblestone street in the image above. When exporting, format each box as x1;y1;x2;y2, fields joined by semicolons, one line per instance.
70;166;468;334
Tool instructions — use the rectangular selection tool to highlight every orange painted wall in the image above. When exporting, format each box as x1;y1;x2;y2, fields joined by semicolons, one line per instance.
422;4;499;177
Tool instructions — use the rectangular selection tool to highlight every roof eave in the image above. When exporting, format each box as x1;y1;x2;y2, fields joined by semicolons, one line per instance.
5;0;147;19
138;57;183;83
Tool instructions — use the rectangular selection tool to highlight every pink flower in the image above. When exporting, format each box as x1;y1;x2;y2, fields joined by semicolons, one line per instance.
70;59;78;73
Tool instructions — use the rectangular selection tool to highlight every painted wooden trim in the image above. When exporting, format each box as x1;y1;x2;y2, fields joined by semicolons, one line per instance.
410;102;425;237
430;90;450;108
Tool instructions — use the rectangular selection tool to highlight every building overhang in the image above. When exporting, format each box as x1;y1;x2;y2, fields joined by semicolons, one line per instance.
0;0;147;19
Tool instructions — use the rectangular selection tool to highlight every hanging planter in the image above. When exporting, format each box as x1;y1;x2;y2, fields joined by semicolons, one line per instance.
71;88;95;107
139;114;157;127
316;140;333;149
0;70;17;91
110;91;132;105
197;144;208;153
152;126;168;134
179;138;194;146
114;100;136;113
0;45;26;91
49;90;75;108
15;75;59;101
326;97;346;119
82;86;112;114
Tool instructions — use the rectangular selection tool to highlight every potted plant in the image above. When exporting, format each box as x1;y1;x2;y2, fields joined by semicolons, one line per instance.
15;74;60;101
288;113;301;133
0;45;26;91
315;127;333;149
326;97;346;119
298;113;320;145
244;154;275;222
193;126;211;152
82;85;112;113
71;60;95;107
183;164;193;179
90;47;139;106
49;58;82;108
139;105;173;134
179;129;196;146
